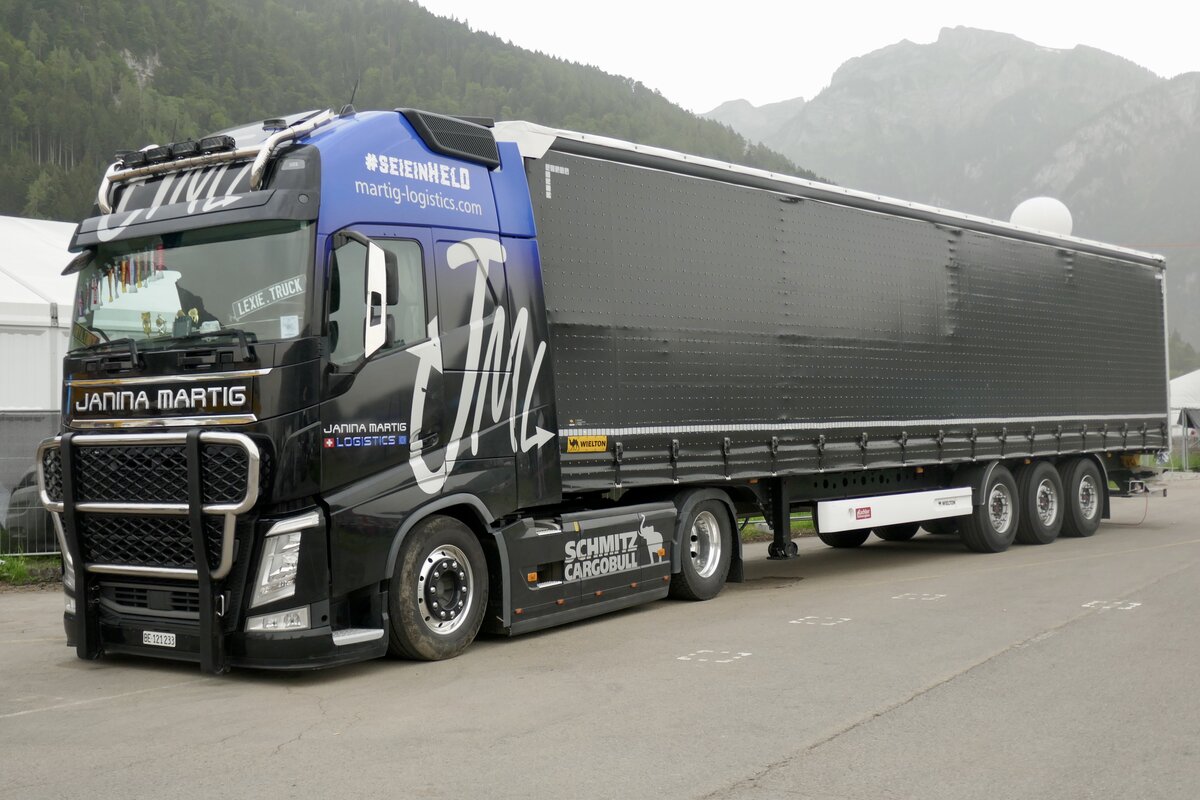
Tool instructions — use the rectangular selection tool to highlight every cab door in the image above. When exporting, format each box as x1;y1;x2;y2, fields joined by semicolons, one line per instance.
320;225;438;494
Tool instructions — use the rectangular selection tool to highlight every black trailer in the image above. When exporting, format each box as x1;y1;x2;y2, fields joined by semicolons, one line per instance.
498;120;1168;557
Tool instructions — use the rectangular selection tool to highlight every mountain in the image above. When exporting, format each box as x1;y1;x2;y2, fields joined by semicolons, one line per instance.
0;0;810;223
704;97;806;146
703;27;1200;351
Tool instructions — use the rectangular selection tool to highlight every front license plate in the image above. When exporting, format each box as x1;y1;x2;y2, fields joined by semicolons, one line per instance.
142;630;176;648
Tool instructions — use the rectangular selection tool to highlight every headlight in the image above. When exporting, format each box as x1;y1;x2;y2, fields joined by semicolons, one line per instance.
250;511;319;608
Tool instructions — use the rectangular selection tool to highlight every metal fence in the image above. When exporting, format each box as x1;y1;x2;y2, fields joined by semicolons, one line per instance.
1;410;61;556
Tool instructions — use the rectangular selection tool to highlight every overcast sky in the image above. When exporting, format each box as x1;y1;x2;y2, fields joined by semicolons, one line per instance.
416;0;1200;113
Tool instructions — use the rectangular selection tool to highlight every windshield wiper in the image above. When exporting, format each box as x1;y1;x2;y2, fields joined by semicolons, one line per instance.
156;328;259;365
76;337;143;373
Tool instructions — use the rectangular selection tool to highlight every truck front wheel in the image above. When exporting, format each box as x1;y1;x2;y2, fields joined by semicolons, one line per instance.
387;515;488;660
959;465;1019;553
669;501;732;601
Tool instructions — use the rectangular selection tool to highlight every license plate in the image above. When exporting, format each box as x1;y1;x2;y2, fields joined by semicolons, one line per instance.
142;630;176;648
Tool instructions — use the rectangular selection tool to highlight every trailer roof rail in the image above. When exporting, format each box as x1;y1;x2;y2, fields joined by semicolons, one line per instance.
493;120;1165;268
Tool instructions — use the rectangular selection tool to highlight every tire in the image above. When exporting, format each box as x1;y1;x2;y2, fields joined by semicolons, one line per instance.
387;515;488;661
1014;461;1064;545
874;522;920;542
922;518;960;536
669;500;733;601
817;530;871;548
959;464;1019;553
1059;458;1103;538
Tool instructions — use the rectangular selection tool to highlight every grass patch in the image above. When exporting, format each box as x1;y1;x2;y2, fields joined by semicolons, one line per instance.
0;554;62;587
741;514;815;543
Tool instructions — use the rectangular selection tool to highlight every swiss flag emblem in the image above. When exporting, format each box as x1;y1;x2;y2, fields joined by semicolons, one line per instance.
324;437;335;449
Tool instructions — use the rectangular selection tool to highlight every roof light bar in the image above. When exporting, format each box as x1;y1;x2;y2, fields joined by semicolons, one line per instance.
199;135;236;154
169;140;200;159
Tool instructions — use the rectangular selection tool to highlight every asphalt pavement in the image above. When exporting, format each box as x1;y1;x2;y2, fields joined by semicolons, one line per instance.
2;476;1198;799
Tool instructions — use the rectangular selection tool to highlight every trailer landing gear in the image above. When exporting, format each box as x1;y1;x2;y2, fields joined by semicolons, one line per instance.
767;540;799;559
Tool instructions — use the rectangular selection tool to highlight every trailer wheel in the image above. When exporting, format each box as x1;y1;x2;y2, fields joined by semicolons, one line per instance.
817;530;871;548
1059;458;1103;538
1014;461;1064;545
669;501;732;601
958;465;1019;553
386;515;488;661
874;523;920;542
922;518;959;536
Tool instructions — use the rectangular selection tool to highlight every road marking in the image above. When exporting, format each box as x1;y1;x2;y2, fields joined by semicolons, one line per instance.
0;679;206;720
676;649;752;663
892;593;947;601
789;616;852;626
1082;600;1142;611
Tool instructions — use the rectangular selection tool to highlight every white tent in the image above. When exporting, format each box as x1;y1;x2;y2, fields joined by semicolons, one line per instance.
0;215;77;409
1171;367;1200;433
1170;368;1200;414
1;215;76;552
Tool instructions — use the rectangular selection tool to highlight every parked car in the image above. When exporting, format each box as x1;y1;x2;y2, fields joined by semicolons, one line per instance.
2;468;55;554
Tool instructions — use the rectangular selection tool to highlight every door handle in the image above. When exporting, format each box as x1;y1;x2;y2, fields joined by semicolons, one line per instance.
410;431;440;452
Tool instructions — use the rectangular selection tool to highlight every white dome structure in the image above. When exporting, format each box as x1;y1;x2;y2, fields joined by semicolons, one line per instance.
1010;197;1073;237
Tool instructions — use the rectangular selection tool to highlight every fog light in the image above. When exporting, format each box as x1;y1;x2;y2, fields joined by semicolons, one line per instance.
245;606;310;633
64;595;76;615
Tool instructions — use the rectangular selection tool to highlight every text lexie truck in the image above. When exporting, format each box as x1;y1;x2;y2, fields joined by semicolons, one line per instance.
38;108;1169;672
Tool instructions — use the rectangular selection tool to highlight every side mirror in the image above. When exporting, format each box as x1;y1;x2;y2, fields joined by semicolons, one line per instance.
364;240;393;358
62;250;95;276
332;231;398;360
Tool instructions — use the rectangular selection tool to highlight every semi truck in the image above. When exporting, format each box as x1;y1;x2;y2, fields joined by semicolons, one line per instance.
39;108;1169;672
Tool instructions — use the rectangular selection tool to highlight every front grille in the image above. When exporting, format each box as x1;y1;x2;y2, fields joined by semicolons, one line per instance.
80;514;224;571
73;443;256;504
100;581;201;620
201;444;251;503
43;432;262;579
42;448;63;502
76;446;188;503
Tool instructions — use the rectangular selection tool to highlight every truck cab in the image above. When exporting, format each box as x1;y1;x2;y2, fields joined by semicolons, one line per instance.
42;109;567;670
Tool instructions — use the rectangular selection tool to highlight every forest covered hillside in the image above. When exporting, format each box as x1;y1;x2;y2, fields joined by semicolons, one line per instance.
0;0;808;222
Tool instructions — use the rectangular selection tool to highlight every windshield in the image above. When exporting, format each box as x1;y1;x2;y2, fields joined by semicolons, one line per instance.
70;220;313;351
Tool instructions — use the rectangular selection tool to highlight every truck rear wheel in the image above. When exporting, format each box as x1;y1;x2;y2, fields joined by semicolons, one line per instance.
817;530;871;548
1014;461;1064;545
387;515;488;660
1059;458;1103;538
669;501;732;601
958;465;1019;553
874;523;920;541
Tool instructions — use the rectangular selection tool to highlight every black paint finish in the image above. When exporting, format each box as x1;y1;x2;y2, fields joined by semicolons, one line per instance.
527;149;1169;491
